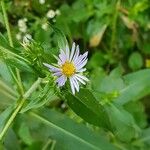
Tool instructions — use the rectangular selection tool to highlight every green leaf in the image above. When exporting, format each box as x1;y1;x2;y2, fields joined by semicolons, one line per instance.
88;52;107;68
93;67;125;93
106;104;140;142
4;129;20;150
140;127;150;145
52;26;67;50
29;108;116;150
0;143;4;150
124;101;147;128
65;88;111;130
115;69;150;106
21;81;56;113
18;122;33;145
0;79;18;109
0;60;12;83
0;105;14;133
128;52;143;70
4;56;33;73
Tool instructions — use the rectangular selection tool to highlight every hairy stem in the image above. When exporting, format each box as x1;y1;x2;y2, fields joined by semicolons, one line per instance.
0;78;42;141
1;0;24;96
1;0;13;47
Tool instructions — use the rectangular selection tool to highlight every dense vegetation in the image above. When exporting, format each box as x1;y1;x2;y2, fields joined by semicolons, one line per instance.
0;0;150;149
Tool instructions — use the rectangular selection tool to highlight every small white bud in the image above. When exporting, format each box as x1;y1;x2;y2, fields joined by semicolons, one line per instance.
41;23;48;30
23;34;32;45
39;0;45;4
46;10;55;19
18;18;27;33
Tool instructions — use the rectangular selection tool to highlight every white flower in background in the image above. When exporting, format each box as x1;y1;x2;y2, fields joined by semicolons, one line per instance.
16;32;22;40
23;34;32;45
18;18;27;33
43;43;89;94
41;23;48;30
46;9;55;19
39;0;45;4
55;9;61;16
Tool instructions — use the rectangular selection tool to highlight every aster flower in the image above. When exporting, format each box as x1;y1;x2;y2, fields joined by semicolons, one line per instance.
43;42;89;94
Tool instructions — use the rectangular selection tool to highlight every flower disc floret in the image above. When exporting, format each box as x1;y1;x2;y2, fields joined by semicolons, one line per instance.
61;61;76;77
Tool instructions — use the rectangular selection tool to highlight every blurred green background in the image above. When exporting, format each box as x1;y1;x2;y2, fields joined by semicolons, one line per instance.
1;0;150;150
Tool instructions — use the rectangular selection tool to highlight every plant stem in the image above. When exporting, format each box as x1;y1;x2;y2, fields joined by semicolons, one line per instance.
1;0;24;96
0;99;26;141
0;78;42;141
23;78;42;99
1;0;13;47
110;0;120;51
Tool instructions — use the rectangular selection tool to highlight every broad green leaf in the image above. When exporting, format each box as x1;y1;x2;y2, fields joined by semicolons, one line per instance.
92;68;150;106
115;69;150;106
65;88;111;130
106;104;140;142
94;68;125;93
28;108;116;150
124;101;147;128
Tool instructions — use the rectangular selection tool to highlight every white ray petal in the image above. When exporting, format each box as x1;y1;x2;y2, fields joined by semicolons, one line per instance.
53;71;62;77
59;50;67;64
72;45;80;62
76;59;88;70
74;74;86;85
66;44;70;60
72;76;79;92
76;68;86;73
70;77;75;94
43;63;60;72
75;51;88;66
69;42;75;61
56;75;67;87
75;74;89;82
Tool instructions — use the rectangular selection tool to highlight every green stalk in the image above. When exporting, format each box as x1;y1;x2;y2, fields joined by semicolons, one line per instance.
1;0;13;47
0;78;42;141
110;0;120;51
1;0;24;96
0;99;26;141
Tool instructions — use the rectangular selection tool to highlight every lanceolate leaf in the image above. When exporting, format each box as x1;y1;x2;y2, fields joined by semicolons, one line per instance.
29;108;116;150
0;105;14;133
115;69;150;106
106;104;140;142
21;81;56;113
65;88;111;130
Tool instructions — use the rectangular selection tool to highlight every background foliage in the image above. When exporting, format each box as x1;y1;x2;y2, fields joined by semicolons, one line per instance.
0;0;150;149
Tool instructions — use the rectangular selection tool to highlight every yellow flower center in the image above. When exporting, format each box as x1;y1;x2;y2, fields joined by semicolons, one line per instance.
61;61;76;77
